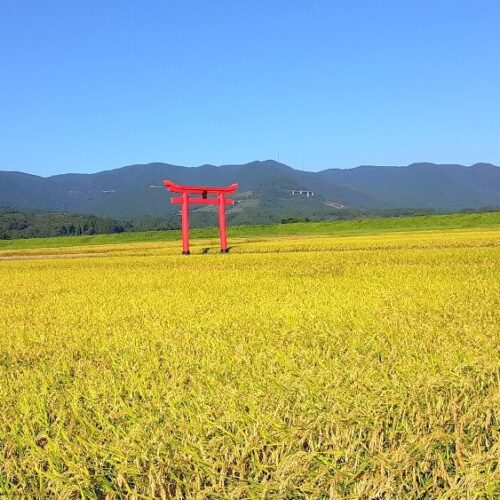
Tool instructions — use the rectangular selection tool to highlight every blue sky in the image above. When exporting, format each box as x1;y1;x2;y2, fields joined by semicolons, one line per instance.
1;1;499;176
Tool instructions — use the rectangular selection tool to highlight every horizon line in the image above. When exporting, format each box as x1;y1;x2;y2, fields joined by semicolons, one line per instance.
1;160;498;178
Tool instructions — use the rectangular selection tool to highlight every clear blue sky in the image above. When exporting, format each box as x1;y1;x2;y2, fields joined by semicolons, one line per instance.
1;1;499;176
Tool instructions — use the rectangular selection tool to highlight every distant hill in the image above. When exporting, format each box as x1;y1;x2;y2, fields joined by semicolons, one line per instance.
1;161;499;222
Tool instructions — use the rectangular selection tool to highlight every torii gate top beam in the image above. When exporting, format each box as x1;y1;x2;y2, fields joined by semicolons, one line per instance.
163;180;238;195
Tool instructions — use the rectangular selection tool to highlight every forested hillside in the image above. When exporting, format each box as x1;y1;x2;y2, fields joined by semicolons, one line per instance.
1;161;499;220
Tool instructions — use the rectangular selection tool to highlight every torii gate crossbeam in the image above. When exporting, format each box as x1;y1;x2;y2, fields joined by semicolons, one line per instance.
163;180;238;254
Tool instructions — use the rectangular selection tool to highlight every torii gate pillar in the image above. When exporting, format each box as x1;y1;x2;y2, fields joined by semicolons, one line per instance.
164;180;238;255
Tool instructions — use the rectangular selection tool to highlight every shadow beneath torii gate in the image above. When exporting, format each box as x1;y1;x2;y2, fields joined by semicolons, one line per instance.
200;246;232;254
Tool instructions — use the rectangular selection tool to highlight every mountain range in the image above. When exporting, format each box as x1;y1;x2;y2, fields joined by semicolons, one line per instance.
1;161;499;222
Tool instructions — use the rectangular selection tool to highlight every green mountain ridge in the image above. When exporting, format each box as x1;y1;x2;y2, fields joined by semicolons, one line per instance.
1;160;499;222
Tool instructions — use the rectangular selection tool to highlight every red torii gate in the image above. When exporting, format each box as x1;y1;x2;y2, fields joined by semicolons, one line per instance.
163;180;239;255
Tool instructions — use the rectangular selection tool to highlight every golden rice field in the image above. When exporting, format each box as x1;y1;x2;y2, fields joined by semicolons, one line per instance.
0;228;499;497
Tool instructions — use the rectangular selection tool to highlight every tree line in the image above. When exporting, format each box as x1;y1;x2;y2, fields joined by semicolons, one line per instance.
0;212;126;239
1;207;498;240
